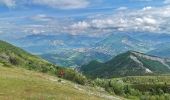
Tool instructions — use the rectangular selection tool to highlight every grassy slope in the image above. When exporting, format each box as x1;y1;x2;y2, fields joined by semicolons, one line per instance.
0;40;124;100
0;40;59;74
0;64;123;100
0;40;87;85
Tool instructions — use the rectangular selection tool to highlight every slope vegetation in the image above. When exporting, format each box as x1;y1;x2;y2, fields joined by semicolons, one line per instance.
0;40;123;100
0;65;120;100
0;40;88;85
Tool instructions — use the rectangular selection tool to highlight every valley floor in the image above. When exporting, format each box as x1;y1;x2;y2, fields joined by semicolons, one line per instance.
0;65;123;100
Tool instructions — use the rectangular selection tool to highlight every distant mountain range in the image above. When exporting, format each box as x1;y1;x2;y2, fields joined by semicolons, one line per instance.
13;34;101;54
1;39;170;80
93;33;150;55
81;51;170;78
148;48;170;58
148;42;170;58
41;49;111;67
4;33;170;67
40;33;152;67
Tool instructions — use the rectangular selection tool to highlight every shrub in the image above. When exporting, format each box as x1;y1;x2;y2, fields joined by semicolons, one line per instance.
9;56;19;65
108;80;125;95
63;69;87;85
158;88;164;95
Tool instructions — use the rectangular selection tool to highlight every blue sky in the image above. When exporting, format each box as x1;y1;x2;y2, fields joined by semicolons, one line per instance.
0;0;170;39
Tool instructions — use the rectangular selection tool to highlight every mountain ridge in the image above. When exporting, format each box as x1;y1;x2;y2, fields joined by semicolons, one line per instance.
81;51;170;78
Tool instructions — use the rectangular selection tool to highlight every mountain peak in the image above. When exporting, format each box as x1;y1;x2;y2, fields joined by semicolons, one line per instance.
81;51;170;78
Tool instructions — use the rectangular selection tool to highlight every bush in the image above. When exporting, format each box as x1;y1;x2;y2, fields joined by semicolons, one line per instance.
158;88;164;95
63;69;87;85
129;88;141;96
9;56;19;65
108;80;125;95
94;78;107;87
164;94;170;100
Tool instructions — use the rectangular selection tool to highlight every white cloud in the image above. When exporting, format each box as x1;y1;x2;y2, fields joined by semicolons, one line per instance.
32;0;89;9
68;6;170;34
91;19;115;29
0;0;90;9
142;6;152;11
117;7;128;10
71;21;90;30
31;14;54;22
1;4;170;36
0;0;15;8
164;0;170;4
135;17;157;25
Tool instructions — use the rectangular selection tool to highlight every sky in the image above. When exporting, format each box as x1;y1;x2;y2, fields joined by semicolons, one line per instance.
0;0;170;39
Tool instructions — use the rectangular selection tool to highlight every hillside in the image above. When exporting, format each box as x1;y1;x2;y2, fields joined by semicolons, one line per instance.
0;40;124;100
0;65;121;100
0;40;58;73
0;40;88;85
81;51;170;78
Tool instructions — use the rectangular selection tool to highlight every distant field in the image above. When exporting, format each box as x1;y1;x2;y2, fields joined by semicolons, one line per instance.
0;65;121;100
93;75;170;99
122;75;170;84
